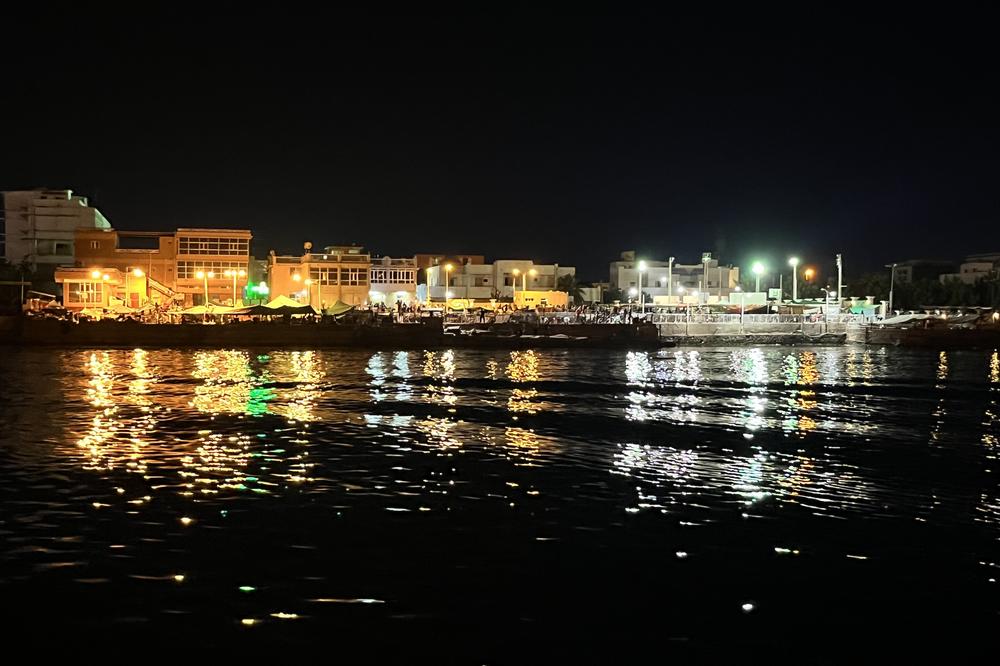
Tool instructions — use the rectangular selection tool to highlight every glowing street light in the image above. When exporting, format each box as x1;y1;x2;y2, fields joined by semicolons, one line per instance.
752;262;766;293
125;267;144;308
90;269;101;279
526;268;537;292
788;257;800;301
444;263;454;303
224;268;247;306
512;268;520;302
804;267;815;282
195;270;214;318
304;277;316;306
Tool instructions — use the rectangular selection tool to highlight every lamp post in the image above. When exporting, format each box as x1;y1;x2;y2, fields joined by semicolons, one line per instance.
224;269;246;306
734;285;745;333
196;270;214;321
637;260;647;313
836;254;843;302
667;256;674;304
125;267;144;308
886;263;897;314
788;257;799;301
523;268;536;292
752;262;765;293
512;268;520;304
444;263;453;305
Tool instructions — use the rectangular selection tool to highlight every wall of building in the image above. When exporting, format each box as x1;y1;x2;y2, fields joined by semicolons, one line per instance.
425;260;575;301
2;189;111;268
174;229;252;305
369;257;418;304
269;248;372;307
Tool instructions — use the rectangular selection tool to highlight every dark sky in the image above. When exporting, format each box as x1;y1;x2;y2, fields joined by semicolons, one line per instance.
3;8;998;280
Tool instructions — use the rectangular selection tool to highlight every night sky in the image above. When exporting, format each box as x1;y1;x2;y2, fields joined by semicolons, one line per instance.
3;8;997;280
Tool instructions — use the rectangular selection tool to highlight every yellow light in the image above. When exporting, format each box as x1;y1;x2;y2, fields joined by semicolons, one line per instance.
512;268;520;276
238;269;246;277
241;618;257;626
90;270;101;279
804;268;815;281
174;574;185;582
444;263;453;271
207;271;214;278
292;273;301;282
180;516;193;526
305;278;313;286
529;269;538;277
102;274;110;281
196;271;205;279
224;269;233;277
132;268;144;277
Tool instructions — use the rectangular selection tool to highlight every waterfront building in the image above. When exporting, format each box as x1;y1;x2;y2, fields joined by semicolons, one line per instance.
610;250;741;303
268;243;371;307
1;189;111;274
938;253;1000;285
56;226;251;308
369;256;418;305
414;253;485;284
888;259;957;284
424;259;575;302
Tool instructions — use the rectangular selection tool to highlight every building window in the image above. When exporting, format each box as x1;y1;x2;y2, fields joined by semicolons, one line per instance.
90;241;100;249
309;267;339;285
340;267;368;286
176;260;248;279
177;236;249;256
68;281;103;304
54;242;72;255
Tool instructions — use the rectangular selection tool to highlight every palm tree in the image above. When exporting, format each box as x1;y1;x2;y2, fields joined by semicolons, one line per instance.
556;274;585;305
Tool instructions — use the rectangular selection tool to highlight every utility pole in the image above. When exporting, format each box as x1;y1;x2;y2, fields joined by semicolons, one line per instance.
886;263;897;314
667;257;674;304
836;253;843;302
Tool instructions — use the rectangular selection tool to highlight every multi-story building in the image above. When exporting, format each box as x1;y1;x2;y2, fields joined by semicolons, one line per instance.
938;253;1000;285
55;226;251;308
609;251;740;303
424;259;575;302
888;259;956;284
414;253;485;284
2;189;111;274
174;229;252;305
370;256;418;305
268;243;372;307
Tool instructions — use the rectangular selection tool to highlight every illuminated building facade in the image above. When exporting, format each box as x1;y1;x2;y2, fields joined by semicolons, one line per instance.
268;243;372;307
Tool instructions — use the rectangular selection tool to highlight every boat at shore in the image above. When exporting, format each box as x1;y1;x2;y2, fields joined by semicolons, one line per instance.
863;313;1000;349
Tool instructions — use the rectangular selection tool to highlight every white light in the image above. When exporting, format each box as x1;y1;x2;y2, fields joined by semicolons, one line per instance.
677;286;685;294
752;262;765;275
638;260;647;271
446;291;454;298
628;287;638;296
788;257;799;267
742;602;755;613
734;286;742;292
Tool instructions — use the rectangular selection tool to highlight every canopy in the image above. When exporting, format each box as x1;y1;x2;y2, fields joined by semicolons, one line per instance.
324;300;355;317
79;307;105;319
265;295;311;309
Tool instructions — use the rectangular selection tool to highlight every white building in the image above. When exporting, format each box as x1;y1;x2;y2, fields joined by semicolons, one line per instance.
2;189;111;269
938;257;998;285
609;250;740;302
425;259;575;302
369;256;418;305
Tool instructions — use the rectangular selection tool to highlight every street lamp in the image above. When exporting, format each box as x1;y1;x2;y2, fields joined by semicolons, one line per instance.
886;263;897;315
195;270;214;319
788;257;799;301
752;262;765;293
444;263;454;301
526;268;537;292
304;278;315;306
224;268;247;306
512;268;520;303
637;260;647;313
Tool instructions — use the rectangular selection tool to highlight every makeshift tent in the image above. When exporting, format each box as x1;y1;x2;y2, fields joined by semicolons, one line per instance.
323;300;356;317
265;295;311;309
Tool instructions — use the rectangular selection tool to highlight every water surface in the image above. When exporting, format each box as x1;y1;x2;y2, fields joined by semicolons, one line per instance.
1;346;998;659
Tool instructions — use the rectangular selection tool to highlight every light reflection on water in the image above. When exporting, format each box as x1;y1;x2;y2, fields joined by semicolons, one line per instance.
1;345;999;643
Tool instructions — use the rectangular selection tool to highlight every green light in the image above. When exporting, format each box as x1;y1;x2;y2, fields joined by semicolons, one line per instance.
239;585;256;593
